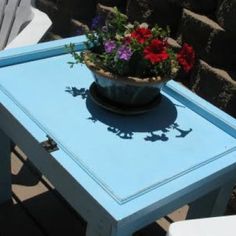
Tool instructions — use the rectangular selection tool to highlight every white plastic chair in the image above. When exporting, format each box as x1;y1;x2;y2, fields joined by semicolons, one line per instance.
0;0;52;50
166;215;236;236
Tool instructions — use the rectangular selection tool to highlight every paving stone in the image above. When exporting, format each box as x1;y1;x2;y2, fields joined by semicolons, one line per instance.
13;147;55;189
11;151;24;175
14;146;27;160
169;0;217;13
11;153;49;201
126;0;182;37
190;60;236;118
11;153;86;236
216;0;236;35
167;205;189;222
179;8;236;70
156;218;170;232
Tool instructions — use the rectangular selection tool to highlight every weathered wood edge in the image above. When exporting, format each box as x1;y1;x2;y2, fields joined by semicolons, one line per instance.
0;35;86;67
164;81;236;138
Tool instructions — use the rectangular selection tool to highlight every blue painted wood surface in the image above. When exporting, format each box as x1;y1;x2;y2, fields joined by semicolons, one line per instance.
0;52;235;204
0;36;236;234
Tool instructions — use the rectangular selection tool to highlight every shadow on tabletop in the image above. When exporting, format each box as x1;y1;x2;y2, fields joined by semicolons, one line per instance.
65;86;192;141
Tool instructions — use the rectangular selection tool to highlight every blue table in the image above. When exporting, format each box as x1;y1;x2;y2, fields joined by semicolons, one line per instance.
0;36;236;236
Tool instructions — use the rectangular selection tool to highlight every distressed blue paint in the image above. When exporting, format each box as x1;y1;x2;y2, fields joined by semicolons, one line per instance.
0;35;86;67
0;47;235;205
163;82;236;139
0;37;235;234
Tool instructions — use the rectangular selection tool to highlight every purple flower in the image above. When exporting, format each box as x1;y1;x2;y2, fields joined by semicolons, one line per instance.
91;15;105;30
104;40;116;53
117;45;132;61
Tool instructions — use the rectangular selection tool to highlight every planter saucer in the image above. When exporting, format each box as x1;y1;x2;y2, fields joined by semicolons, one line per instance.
89;82;162;115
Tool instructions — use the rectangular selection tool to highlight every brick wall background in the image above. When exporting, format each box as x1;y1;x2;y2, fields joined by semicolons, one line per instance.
36;0;236;118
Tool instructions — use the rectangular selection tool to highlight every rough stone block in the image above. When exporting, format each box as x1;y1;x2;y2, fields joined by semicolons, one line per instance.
96;3;116;19
61;0;97;26
179;9;236;70
167;37;181;50
190;60;236;117
36;0;71;36
36;0;97;35
70;19;89;36
36;0;57;20
216;0;236;35
169;0;217;13
126;0;182;37
42;32;62;42
97;0;127;12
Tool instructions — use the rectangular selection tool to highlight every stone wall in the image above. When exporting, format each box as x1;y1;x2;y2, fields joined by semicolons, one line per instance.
36;0;236;118
36;0;127;37
126;0;236;118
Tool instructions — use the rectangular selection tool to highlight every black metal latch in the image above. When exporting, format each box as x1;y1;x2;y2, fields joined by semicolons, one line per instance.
40;135;59;153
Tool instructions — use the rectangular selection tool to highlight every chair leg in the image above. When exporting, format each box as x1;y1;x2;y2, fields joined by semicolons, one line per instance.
0;129;12;205
86;222;133;236
209;180;235;217
187;180;235;219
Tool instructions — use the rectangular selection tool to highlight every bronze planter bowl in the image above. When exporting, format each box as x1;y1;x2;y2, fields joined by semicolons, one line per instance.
84;53;171;109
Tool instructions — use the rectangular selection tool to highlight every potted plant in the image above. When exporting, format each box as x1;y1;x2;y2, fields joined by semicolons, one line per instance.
68;7;195;113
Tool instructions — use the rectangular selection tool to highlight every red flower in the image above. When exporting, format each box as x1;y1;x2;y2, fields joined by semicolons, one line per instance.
123;36;131;44
131;27;152;44
177;43;195;73
144;39;169;64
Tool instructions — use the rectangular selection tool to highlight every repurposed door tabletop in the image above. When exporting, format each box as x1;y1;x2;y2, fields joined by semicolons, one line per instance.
0;36;236;236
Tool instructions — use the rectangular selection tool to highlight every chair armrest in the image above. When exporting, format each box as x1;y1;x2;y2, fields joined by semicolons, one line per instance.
166;215;236;236
6;7;52;49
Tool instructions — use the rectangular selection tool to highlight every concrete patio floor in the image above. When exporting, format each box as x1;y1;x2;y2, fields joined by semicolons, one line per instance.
0;147;201;236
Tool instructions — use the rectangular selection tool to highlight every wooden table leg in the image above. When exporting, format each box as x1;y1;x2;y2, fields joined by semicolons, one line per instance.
86;221;133;236
187;180;235;219
0;129;11;205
